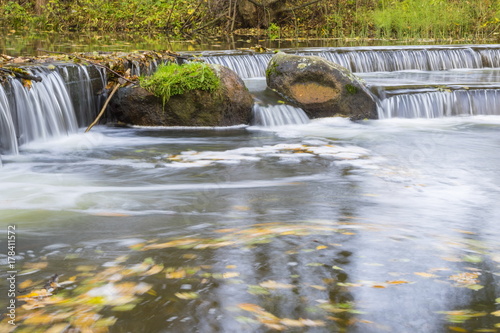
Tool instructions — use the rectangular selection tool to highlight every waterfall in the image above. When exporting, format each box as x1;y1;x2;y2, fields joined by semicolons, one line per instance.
0;65;103;154
377;89;500;118
57;64;106;126
252;104;310;126
0;86;18;155
203;53;273;79
310;47;482;72
201;45;497;79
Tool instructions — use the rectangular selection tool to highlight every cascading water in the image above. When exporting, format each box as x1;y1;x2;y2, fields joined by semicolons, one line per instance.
10;69;78;146
3;44;500;156
57;64;106;126
202;45;500;119
203;53;273;79
378;88;500;118
0;65;103;154
201;45;493;78
0;86;18;155
252;104;310;126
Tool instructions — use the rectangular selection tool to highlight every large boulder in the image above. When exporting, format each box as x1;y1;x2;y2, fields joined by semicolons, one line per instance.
109;64;254;126
266;52;377;120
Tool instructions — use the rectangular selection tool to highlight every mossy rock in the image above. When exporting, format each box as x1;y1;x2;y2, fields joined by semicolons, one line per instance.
266;52;378;120
109;63;254;126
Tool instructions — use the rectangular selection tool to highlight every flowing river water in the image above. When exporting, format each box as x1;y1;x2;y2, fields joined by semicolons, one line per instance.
0;45;499;332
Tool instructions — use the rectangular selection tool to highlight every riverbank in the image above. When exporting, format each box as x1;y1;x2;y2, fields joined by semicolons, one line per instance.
1;0;499;45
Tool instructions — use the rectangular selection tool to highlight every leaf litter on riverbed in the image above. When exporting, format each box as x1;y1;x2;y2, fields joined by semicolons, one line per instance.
0;256;157;332
3;220;499;332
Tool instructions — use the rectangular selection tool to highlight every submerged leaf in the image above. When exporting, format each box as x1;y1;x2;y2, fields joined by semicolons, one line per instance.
175;292;199;300
259;280;294;289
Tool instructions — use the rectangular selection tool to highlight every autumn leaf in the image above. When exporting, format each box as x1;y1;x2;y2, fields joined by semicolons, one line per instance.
414;272;438;278
449;272;481;285
142;264;164;276
386;280;410;285
165;269;186;279
280;318;305;327
175;292;199;300
222;272;240;279
259;280;294;289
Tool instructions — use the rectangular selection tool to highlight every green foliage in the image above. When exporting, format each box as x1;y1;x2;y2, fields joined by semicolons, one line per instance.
1;1;32;28
1;0;500;41
372;0;484;39
267;23;281;40
140;62;220;104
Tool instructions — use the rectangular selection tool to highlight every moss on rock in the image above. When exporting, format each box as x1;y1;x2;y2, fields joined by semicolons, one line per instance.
139;62;220;105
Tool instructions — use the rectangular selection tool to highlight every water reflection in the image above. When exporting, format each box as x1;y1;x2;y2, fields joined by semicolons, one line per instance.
0;30;474;57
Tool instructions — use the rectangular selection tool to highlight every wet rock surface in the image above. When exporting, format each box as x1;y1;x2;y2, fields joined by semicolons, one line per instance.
266;52;378;120
109;64;254;127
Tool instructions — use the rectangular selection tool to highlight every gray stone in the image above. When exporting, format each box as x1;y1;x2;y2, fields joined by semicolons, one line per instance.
266;52;378;120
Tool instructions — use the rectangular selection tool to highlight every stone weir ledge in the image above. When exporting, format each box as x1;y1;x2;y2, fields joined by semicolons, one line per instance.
0;49;378;130
0;50;255;127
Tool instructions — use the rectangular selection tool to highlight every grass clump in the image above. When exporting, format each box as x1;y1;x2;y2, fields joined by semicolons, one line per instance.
140;62;220;105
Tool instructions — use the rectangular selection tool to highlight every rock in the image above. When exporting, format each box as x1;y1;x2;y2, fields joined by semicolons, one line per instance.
109;64;254;127
266;52;378;120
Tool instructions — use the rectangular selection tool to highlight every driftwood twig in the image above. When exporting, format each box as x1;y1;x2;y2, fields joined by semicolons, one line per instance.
85;83;121;133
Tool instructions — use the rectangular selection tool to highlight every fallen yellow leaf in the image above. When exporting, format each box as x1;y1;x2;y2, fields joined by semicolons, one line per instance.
222;272;240;279
142;264;164;276
280;318;305;327
414;272;438;278
238;303;264;313
259;280;294;289
165;269;186;279
24;262;48;270
386;280;410;285
175;292;199;300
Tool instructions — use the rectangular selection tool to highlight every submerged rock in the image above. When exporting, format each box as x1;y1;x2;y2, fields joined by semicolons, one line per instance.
109;64;254;127
266;52;377;120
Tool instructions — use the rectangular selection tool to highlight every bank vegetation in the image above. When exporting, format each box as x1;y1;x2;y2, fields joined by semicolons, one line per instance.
1;0;500;41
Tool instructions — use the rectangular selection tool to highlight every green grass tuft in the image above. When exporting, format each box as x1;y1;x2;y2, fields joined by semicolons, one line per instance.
140;62;220;105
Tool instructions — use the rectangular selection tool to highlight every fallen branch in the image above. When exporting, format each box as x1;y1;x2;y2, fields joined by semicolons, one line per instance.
37;49;135;84
85;83;121;133
0;67;42;82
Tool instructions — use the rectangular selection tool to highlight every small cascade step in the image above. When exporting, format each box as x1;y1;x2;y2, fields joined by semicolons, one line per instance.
200;45;500;78
252;104;310;126
377;88;500;118
363;69;500;118
0;64;105;154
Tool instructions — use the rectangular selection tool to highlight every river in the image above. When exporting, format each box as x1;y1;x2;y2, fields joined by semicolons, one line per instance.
0;44;499;332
